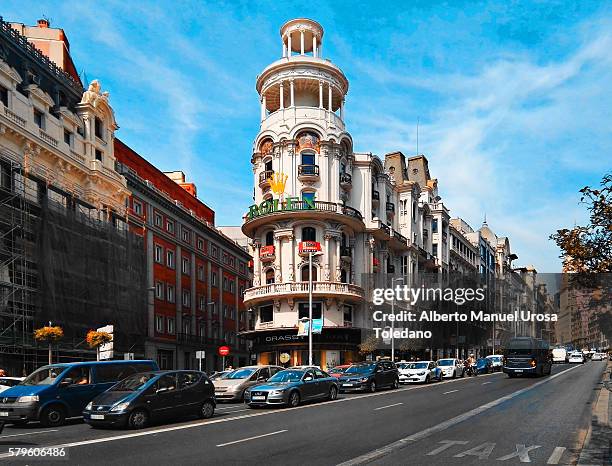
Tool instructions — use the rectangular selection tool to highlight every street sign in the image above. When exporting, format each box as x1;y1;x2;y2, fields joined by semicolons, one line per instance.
196;350;206;359
298;241;321;254
297;319;309;336
311;318;323;334
123;353;134;360
218;346;230;356
97;324;114;360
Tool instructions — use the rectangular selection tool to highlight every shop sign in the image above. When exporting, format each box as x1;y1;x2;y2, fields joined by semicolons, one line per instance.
247;195;316;220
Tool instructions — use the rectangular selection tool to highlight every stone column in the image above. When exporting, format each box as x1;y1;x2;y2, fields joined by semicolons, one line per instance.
328;83;332;112
279;82;284;109
300;30;305;54
253;242;261;286
312;36;317;57
289;234;296;282
340;98;345;120
335;236;341;281
318;81;324;108
290;80;295;107
287;34;292;57
324;233;331;281
282;41;287;58
274;235;282;282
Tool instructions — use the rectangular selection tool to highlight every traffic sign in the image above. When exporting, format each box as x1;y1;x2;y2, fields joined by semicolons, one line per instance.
218;346;230;356
196;350;206;359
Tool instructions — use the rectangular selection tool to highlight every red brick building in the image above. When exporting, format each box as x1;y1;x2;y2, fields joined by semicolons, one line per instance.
114;139;252;371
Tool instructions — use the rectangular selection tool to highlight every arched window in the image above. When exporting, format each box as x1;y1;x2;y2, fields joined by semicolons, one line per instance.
265;269;275;284
301;150;316;166
265;231;274;246
301;264;317;282
302;227;316;242
341;233;347;248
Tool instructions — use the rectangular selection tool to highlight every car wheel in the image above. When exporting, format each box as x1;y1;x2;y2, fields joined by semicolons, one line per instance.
199;400;215;419
288;391;300;407
128;409;149;429
392;378;399;389
328;386;338;401
369;381;376;393
425;375;430;384
40;405;66;427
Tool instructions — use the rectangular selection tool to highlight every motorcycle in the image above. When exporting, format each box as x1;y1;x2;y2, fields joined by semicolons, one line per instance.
464;361;478;376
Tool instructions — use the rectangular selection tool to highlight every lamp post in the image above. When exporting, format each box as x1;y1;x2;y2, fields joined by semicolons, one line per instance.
308;250;323;366
390;276;404;362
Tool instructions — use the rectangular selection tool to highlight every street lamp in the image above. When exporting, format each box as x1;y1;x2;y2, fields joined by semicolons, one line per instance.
390;276;404;362
308;248;323;366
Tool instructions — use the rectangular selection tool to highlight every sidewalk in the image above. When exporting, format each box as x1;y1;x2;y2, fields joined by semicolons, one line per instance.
578;361;611;466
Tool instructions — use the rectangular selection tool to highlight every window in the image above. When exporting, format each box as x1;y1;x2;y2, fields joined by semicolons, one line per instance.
299;302;322;319
223;277;228;290
94;117;104;139
265;269;275;284
212;246;218;258
33;108;44;129
156;373;176;391
167;318;175;334
166;219;175;234
432;219;438;233
63;366;91;385
63;129;72;146
223;305;228;317
154;244;163;263
301;151;315;165
182;290;190;306
182;228;191;243
155;282;164;299
182;257;190;275
302;227;316;242
260;305;273;323
154;213;162;227
0;86;8;107
178;372;200;389
343;305;353;324
199;295;206;310
197;238;204;250
432;244;438;257
265;231;274;246
229;281;235;293
133;200;143;216
301;264;317;282
167;285;175;303
95;149;103;162
95;363;143;383
155;315;164;333
197;265;205;281
166;250;175;268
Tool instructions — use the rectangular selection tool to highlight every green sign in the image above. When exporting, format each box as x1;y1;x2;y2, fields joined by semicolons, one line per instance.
247;195;315;220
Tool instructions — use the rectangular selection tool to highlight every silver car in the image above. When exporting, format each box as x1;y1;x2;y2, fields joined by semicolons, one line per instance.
213;366;283;402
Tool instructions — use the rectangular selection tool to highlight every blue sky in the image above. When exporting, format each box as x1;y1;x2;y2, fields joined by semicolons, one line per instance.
6;0;611;272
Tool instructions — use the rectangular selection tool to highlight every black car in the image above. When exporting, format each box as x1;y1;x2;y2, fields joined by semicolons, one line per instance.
83;370;215;429
338;361;399;393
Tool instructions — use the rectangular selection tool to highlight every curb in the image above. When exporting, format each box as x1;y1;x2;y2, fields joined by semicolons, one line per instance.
577;361;611;466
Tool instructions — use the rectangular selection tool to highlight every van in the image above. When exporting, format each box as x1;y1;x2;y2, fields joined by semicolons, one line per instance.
0;360;158;427
551;346;567;363
503;337;552;378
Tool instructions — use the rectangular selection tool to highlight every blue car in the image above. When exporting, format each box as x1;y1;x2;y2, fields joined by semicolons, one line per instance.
0;360;158;427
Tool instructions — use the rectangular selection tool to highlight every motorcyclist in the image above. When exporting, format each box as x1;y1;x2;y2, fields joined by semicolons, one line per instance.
465;354;476;375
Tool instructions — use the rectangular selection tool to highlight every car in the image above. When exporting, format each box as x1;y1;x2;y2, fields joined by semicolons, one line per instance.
209;370;231;381
591;353;606;361
436;358;465;378
213;365;283;402
328;365;351;378
83;370;215;429
503;337;552;378
486;355;504;371
0;360;159;427
0;377;24;393
475;358;493;374
244;368;338;408
338;361;399;392
551;347;568;363
397;361;440;384
568;352;585;364
289;365;322;370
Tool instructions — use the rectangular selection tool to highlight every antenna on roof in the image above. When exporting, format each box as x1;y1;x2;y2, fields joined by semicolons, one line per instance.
416;117;420;155
483;212;488;225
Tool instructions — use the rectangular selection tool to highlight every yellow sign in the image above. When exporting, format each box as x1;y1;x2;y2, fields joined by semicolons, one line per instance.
279;352;291;364
269;172;288;197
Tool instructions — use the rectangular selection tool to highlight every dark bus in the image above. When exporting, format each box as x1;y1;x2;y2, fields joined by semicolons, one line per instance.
503;337;552;378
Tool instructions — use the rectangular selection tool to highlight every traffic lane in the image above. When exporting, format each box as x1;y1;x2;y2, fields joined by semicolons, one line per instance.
37;367;579;465
375;362;605;465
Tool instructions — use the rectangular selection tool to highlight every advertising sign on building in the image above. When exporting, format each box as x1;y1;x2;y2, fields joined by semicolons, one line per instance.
311;318;323;334
297;319;309;337
97;324;113;360
298;241;322;255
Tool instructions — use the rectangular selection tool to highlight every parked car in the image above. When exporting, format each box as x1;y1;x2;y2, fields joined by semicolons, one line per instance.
209;371;231;381
84;370;215;429
213;365;283;402
398;361;440;384
0;360;159;427
436;359;465;378
0;377;24;393
568;352;586;363
244;368;338;408
591;353;606;361
328;365;351;378
486;355;504;371
289;365;322;370
475;358;493;374
338;361;399;393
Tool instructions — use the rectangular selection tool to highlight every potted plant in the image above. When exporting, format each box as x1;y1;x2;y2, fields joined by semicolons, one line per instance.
34;326;64;365
86;330;113;361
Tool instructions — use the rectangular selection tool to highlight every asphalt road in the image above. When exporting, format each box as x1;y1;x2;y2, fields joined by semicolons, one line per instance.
0;362;605;465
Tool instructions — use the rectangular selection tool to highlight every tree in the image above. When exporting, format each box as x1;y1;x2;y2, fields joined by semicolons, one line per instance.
358;335;378;357
34;326;64;365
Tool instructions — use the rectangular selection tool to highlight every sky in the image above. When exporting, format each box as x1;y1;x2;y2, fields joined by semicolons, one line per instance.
5;0;611;273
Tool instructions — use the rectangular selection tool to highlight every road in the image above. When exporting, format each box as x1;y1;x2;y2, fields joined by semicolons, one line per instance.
0;362;606;465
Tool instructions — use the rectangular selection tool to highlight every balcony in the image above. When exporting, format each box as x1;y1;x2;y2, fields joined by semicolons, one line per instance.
339;173;352;190
340;246;352;263
260;106;345;134
386;202;395;216
298;164;320;181
372;190;380;206
243;281;366;305
259;245;275;262
259;170;274;188
177;333;207;346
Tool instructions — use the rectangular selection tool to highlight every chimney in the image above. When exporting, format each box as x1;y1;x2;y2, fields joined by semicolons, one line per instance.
37;18;49;28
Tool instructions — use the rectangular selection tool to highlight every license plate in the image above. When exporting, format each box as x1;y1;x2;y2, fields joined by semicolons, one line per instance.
342;383;353;387
0;412;8;417
90;414;104;420
251;396;265;401
515;370;523;373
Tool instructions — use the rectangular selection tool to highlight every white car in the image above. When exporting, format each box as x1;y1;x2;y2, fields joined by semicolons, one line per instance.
591;353;605;361
398;361;441;384
486;355;504;371
0;377;24;393
568;352;585;364
436;358;465;378
551;347;567;363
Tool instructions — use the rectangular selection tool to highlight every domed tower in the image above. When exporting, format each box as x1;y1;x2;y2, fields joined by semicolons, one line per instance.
242;19;367;369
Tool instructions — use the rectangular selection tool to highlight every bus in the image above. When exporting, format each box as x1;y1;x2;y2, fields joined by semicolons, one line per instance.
503;337;552;378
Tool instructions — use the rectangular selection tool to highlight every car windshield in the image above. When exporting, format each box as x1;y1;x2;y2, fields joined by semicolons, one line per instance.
407;362;429;369
110;373;157;392
345;364;375;374
22;365;68;385
488;356;502;361
0;378;19;386
437;360;454;366
268;370;303;383
210;371;229;380
225;368;256;380
329;367;346;374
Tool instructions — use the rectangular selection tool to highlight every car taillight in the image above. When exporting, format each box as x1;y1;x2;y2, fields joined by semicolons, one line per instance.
530;359;536;367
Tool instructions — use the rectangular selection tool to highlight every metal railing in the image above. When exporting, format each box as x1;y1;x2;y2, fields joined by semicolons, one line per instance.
244;281;365;302
339;173;352;185
259;170;274;184
298;164;320;177
245;200;363;222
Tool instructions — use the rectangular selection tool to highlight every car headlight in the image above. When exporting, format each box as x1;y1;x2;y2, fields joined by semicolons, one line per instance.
17;395;39;403
269;390;284;396
359;377;369;382
110;402;130;412
85;402;93;411
417;372;426;376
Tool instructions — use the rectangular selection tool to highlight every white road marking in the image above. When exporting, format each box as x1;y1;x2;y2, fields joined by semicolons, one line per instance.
547;446;566;464
496;443;541;462
0;370;507;458
443;390;459;394
0;429;58;439
426;440;469;455
482;382;492;385
454;442;496;459
374;402;403;411
216;429;287;447
337;364;582;466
